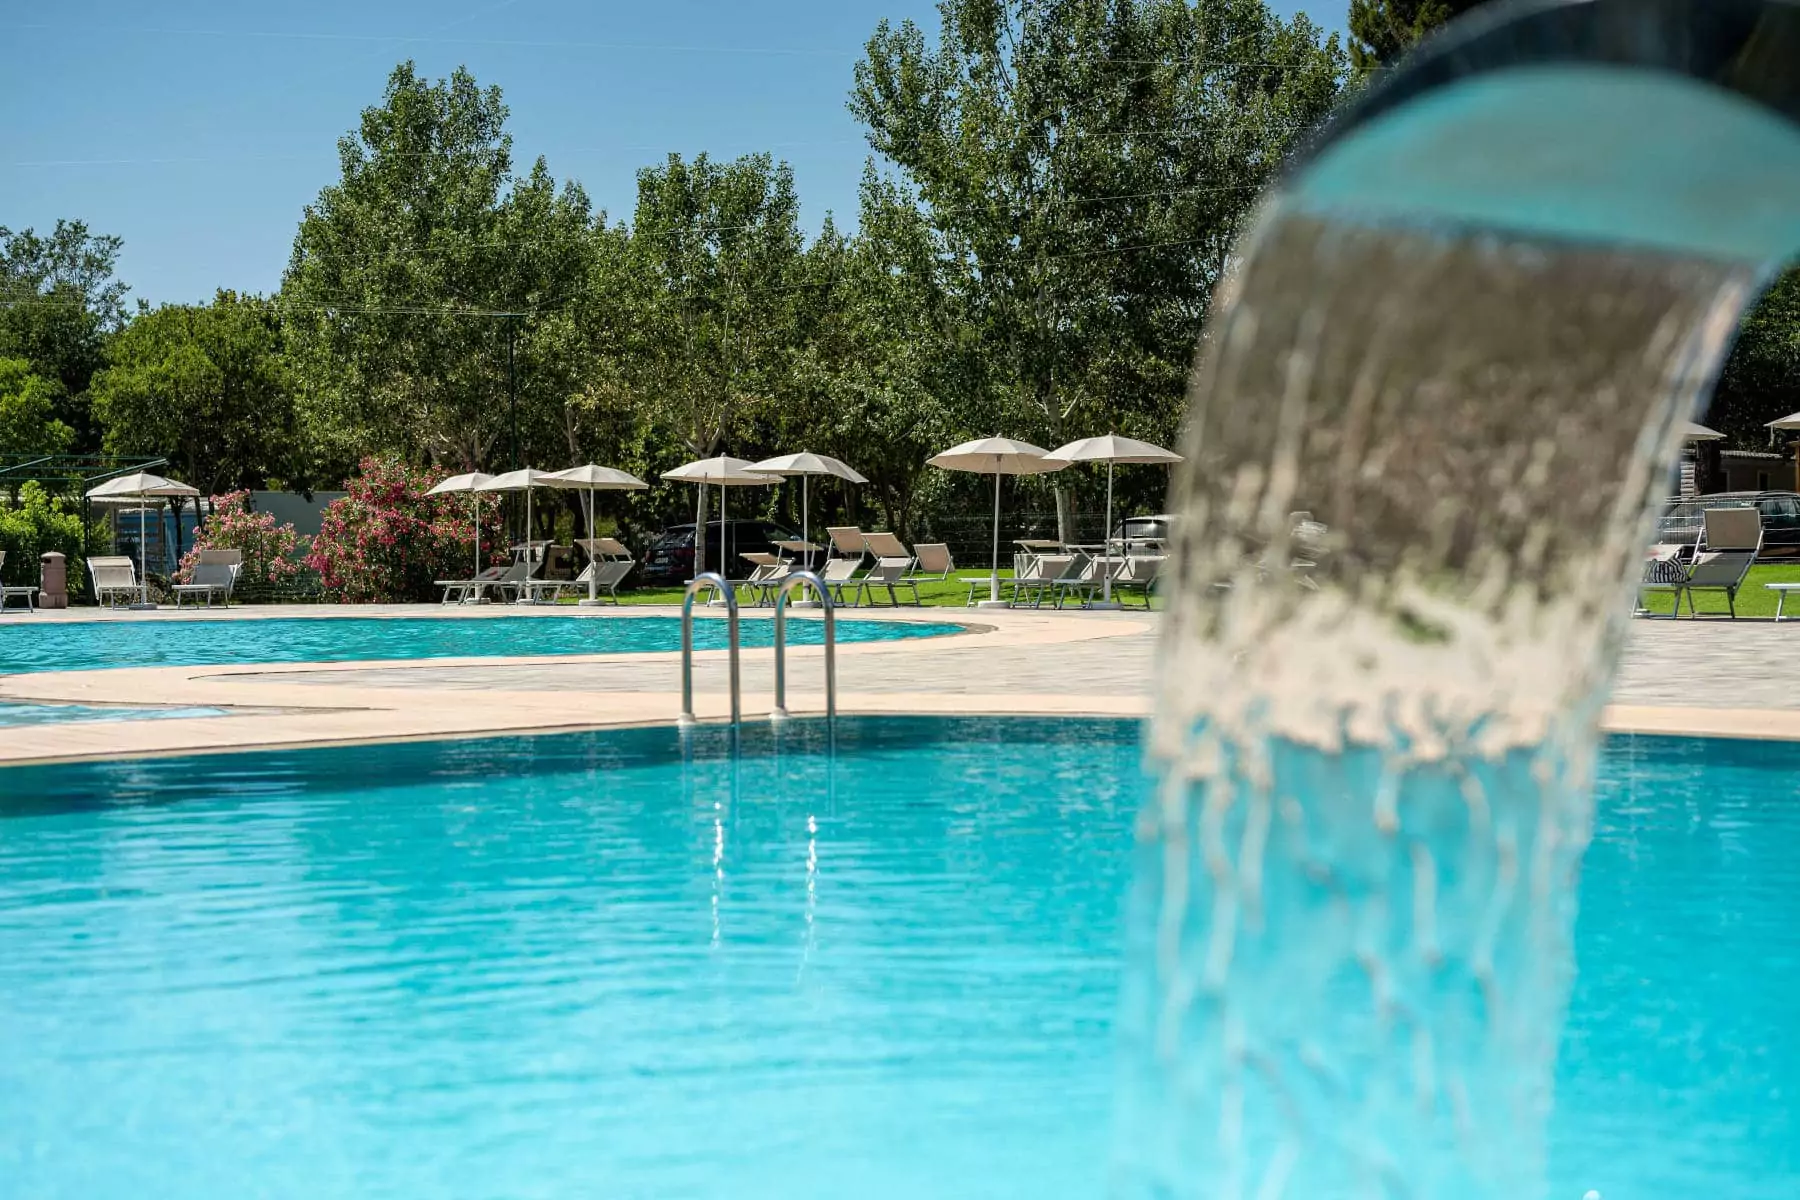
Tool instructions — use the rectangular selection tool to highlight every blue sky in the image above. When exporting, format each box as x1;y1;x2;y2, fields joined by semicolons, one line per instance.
1;1;1346;307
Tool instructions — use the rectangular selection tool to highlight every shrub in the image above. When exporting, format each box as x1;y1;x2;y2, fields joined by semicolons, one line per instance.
304;455;503;603
176;491;303;588
0;482;99;597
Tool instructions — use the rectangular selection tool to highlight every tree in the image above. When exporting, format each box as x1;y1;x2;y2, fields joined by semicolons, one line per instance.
579;152;808;564
0;357;75;457
779;170;965;541
0;220;130;447
1704;267;1800;448
88;291;299;493
281;62;596;477
1348;0;1489;73
852;0;1344;539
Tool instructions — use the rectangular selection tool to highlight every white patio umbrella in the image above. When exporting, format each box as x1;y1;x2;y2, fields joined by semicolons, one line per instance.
1684;421;1725;442
745;452;868;560
474;469;560;575
1045;434;1184;608
424;472;494;580
927;437;1066;607
662;456;780;582
543;464;649;603
85;471;201;607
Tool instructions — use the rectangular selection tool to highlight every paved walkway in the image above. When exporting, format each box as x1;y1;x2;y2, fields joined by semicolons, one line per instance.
2;604;1798;765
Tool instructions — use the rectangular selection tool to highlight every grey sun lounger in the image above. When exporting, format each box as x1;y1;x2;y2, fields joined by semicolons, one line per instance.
574;537;636;604
1113;555;1165;609
1677;507;1763;618
172;549;241;608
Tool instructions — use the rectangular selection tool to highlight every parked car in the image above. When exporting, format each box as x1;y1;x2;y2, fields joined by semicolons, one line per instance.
1108;514;1175;554
1657;491;1800;556
638;519;800;585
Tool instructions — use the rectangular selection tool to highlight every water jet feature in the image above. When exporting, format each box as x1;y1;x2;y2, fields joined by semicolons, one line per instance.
1124;3;1800;1196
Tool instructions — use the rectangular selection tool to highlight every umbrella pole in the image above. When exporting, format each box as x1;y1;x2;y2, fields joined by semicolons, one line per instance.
139;498;149;605
802;475;810;564
1103;461;1116;604
990;469;1002;604
587;487;598;603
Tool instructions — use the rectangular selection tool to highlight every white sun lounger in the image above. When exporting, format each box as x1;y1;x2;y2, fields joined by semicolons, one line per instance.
87;555;141;608
0;551;39;612
172;549;241;608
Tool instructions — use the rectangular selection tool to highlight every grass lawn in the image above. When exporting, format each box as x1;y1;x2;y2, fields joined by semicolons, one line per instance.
1637;562;1800;619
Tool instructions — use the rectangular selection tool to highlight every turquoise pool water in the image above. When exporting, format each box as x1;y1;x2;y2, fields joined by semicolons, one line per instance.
0;613;959;674
0;719;1792;1198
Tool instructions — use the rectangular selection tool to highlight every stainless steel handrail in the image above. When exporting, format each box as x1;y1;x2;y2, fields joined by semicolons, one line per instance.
681;572;740;726
771;570;835;722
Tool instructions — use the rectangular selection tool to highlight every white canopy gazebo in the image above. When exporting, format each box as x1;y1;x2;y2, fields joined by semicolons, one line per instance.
544;464;649;604
1045;434;1183;609
85;471;201;608
662;456;780;581
926;437;1066;608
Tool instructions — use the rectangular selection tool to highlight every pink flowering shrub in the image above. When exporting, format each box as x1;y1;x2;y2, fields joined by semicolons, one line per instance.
305;455;504;603
177;491;302;587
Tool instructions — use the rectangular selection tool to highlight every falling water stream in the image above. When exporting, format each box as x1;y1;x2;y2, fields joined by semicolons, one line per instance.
1119;211;1755;1200
1115;5;1800;1192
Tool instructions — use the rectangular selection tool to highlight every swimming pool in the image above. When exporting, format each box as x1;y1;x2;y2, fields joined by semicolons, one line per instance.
0;613;961;674
0;719;1792;1197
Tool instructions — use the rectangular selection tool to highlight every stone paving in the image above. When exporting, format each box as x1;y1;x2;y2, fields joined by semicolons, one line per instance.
2;603;1797;765
229;612;1800;710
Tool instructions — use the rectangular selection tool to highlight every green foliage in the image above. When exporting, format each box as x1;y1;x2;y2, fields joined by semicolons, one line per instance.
851;0;1345;536
0;220;130;447
1705;266;1800;447
0;481;97;594
0;357;76;456
305;454;505;603
281;62;597;476
88;291;300;493
1347;0;1490;73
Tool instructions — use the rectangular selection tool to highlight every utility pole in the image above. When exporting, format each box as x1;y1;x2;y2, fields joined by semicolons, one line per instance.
507;316;519;470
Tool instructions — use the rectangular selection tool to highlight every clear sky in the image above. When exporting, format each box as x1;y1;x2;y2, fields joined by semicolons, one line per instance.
1;0;1347;308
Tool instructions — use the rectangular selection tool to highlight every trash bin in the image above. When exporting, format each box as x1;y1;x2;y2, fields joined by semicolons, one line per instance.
39;552;67;610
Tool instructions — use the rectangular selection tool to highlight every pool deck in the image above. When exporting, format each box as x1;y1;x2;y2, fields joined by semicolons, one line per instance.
0;605;1796;764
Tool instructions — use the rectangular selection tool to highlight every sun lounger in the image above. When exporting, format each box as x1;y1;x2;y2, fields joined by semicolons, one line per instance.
574;537;635;603
437;565;509;605
852;532;921;606
1113;556;1165;609
820;556;864;606
906;543;954;583
738;552;793;606
1677;507;1762;617
0;551;39;612
1051;550;1109;609
826;527;867;561
1005;554;1076;608
172;549;241;608
87;555;141;608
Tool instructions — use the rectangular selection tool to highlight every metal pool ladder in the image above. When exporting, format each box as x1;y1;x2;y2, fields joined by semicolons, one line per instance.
678;570;838;727
680;573;740;726
772;570;835;722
